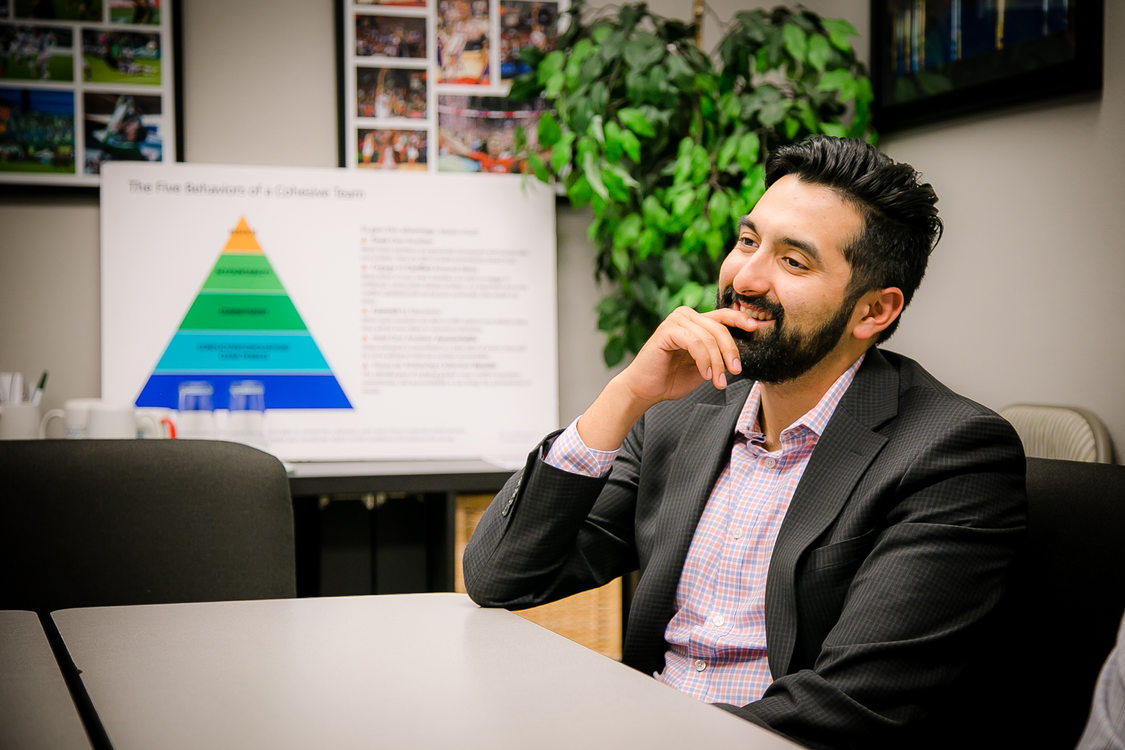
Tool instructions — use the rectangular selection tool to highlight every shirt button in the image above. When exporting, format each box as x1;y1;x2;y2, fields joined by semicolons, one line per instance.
694;659;707;672
762;456;777;469
712;615;725;627
731;527;743;539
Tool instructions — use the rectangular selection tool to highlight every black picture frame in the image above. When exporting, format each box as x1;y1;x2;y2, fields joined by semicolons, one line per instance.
870;0;1104;133
0;0;182;189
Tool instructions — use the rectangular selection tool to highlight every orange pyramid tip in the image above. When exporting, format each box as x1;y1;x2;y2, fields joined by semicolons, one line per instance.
223;216;263;253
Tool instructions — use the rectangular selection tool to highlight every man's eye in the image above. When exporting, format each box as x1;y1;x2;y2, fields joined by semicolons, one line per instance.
739;236;758;249
783;257;808;270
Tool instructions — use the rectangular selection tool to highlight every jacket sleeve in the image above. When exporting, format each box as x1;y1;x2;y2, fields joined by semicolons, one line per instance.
720;410;1027;749
462;424;644;609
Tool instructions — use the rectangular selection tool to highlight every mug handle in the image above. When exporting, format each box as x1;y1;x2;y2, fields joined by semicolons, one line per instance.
40;408;65;439
136;414;162;439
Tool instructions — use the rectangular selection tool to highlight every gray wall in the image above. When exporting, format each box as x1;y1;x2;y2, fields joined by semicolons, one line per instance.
2;0;1121;457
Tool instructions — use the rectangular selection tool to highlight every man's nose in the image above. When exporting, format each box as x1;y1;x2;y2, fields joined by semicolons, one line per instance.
731;248;772;296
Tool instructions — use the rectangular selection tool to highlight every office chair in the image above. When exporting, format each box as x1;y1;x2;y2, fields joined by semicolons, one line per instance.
999;403;1115;463
0;439;296;614
991;458;1125;749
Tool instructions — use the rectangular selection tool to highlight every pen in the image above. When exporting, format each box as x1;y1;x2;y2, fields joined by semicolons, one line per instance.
31;371;48;405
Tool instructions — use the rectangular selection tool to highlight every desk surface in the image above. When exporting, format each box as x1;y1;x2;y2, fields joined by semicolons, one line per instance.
0;610;90;749
286;459;513;496
52;593;799;750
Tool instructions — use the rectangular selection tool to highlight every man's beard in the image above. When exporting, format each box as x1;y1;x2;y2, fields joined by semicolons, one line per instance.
717;286;856;384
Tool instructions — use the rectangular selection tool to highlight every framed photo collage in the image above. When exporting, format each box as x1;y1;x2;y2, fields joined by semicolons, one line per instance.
0;0;178;187
338;0;564;175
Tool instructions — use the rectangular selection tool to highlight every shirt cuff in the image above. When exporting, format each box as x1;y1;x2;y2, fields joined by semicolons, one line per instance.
543;418;620;478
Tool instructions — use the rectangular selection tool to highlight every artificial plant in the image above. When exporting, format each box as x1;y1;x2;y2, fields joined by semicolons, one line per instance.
510;1;875;366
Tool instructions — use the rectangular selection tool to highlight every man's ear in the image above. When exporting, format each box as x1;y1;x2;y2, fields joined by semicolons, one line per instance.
852;287;905;341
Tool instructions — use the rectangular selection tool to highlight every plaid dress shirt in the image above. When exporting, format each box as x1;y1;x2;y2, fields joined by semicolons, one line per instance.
546;355;863;706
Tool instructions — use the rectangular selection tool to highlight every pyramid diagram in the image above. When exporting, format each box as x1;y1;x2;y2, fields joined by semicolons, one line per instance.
136;217;353;410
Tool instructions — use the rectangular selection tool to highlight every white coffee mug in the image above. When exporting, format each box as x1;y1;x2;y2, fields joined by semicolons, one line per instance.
85;403;161;439
0;402;41;440
39;397;102;439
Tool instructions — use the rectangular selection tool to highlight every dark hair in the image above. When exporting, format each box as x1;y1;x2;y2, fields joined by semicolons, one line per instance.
765;135;942;342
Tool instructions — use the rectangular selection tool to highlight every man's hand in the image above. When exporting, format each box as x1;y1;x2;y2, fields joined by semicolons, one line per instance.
575;307;762;451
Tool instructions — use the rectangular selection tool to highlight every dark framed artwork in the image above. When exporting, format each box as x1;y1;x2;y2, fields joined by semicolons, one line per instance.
0;0;181;187
336;0;562;174
870;0;1104;132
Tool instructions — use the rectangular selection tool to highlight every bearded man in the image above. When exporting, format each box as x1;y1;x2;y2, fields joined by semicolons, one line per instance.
463;136;1026;749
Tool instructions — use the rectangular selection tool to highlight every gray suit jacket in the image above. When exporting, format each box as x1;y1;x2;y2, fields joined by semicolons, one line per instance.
463;349;1026;748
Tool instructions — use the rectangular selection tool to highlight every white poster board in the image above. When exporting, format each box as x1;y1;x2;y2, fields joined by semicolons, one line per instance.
100;161;558;465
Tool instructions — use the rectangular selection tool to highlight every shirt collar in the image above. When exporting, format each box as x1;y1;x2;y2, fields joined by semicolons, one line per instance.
737;353;866;442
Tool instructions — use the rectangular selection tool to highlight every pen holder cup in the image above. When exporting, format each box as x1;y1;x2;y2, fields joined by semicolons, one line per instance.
0;402;41;440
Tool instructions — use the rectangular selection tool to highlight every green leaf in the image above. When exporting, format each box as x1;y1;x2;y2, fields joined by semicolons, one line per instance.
576;53;605;88
820;122;847;137
782;24;808;63
603;119;624;162
662;252;692;290
718;91;741;126
807;33;831;71
690;143;710;185
619;128;642;163
784;115;800;140
611;244;630;275
581;150;609;201
624;34;665;70
550;131;574;174
589;81;610;115
601;164;633;202
669;186;695;225
526;152;550;183
603;335;627;367
566;174;593;207
618;107;656;138
613;212;643;250
588;114;605;144
817;69;857;100
537;111;562;148
665;52;694;89
698;283;718;312
545;70;566;98
508;72;542;101
642;195;672;232
600;30;627;63
537;50;565;85
636;227;662;259
670;281;706;313
596;295;627;331
735;132;761;173
821;18;857;52
704;227;727;261
740;163;767;207
707;190;731;231
717;133;740;172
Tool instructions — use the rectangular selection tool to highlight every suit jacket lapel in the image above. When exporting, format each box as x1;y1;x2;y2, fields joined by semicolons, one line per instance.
764;350;900;678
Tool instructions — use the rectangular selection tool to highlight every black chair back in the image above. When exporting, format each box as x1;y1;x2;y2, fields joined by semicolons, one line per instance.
993;458;1125;749
0;439;296;614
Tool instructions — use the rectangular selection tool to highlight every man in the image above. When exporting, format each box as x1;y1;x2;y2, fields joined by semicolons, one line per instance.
463;136;1026;748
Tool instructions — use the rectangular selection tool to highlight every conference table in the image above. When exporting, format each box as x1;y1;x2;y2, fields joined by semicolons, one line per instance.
50;593;801;749
0;610;90;749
